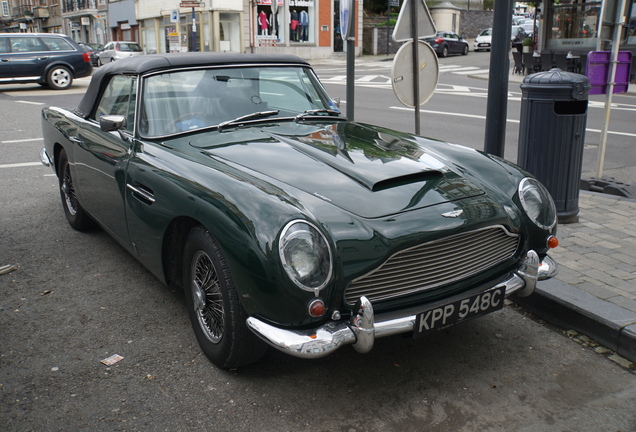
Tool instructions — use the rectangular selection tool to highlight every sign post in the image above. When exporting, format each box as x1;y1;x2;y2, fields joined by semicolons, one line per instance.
340;0;356;120
180;1;201;51
391;0;436;135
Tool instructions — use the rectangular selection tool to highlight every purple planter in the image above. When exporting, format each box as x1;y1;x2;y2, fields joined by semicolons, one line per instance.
586;51;633;95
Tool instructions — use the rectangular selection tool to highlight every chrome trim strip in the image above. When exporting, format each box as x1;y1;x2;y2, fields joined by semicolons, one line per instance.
0;76;42;82
246;250;557;359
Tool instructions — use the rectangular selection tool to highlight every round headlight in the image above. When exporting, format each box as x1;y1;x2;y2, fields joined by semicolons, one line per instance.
279;220;333;293
518;178;557;230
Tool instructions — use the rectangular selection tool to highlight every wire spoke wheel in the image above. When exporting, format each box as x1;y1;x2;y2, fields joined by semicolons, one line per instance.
192;250;224;344
62;162;78;216
183;226;267;369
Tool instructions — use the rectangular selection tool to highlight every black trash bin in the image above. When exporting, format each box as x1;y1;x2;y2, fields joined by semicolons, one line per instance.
517;68;591;223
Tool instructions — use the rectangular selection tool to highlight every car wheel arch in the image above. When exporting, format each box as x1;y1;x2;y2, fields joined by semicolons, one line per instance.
162;216;202;290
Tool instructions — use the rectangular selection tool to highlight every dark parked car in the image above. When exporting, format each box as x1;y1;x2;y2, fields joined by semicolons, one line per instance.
423;31;469;57
79;43;103;67
40;53;559;369
0;33;93;90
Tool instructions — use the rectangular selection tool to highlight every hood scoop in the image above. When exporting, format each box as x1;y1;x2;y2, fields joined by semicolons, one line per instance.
372;170;444;192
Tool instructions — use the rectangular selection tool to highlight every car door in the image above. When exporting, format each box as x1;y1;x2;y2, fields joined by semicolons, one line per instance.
5;36;48;80
0;36;12;80
72;74;137;244
448;32;461;53
100;42;114;62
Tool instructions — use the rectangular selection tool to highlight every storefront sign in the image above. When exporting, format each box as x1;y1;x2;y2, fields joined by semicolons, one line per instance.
256;0;284;5
257;35;278;47
81;17;90;26
289;0;313;6
168;32;180;53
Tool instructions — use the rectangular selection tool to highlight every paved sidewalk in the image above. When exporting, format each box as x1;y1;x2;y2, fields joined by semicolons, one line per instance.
514;192;636;365
317;55;636;365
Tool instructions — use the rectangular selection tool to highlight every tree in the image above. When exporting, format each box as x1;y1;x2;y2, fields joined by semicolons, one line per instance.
483;0;494;10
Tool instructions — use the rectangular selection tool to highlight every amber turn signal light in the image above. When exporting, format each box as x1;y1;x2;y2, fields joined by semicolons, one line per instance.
547;236;559;249
308;299;326;318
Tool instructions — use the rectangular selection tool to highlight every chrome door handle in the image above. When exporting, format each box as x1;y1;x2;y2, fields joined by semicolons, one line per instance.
126;184;156;204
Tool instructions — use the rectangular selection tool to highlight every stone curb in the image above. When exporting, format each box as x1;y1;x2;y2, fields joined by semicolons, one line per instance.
513;278;636;364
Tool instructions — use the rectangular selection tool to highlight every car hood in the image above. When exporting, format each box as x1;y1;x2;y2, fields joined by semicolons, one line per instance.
189;122;486;218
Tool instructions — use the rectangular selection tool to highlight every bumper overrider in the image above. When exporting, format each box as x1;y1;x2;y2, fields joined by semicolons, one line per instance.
246;250;557;359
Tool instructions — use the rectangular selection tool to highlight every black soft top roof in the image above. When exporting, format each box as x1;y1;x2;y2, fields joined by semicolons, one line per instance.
76;52;310;118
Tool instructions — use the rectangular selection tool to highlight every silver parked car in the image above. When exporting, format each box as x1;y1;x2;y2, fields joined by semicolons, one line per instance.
97;41;143;66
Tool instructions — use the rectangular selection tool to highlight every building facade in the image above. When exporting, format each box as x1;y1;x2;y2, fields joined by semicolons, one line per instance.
108;0;137;42
136;0;243;54
1;0;64;33
60;0;108;44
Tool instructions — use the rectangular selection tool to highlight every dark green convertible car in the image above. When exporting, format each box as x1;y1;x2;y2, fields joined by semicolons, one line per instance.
40;53;558;369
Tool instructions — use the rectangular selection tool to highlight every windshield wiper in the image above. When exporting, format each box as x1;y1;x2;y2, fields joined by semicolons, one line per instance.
295;109;345;122
218;110;279;130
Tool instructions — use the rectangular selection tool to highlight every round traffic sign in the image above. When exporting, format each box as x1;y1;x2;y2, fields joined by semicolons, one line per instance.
391;40;439;108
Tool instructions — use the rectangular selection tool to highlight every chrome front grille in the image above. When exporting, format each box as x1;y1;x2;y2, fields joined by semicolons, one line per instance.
344;226;520;305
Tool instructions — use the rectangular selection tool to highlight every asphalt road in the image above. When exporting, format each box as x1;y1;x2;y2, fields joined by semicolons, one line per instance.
1;67;636;431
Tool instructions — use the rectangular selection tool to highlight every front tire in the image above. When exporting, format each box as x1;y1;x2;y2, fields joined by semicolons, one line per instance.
58;149;94;230
462;45;469;55
47;66;73;90
183;226;267;369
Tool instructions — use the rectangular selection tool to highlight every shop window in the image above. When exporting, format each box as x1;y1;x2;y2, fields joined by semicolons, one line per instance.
289;0;314;43
628;0;636;45
255;0;284;45
220;13;240;52
546;1;602;50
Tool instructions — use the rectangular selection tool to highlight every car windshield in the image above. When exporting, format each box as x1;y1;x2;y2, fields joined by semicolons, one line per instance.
119;43;142;52
139;66;340;138
480;29;492;36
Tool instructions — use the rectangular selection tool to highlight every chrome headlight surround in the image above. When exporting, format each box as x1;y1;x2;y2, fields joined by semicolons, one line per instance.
518;177;557;230
279;220;333;295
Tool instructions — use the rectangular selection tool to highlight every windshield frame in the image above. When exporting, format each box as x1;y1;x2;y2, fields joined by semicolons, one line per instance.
137;63;339;140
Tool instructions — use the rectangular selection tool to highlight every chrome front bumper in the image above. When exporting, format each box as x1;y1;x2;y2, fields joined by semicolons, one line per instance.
246;250;557;359
40;148;51;167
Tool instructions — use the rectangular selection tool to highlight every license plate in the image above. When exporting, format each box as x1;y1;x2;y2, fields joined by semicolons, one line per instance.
479;43;490;47
414;287;505;337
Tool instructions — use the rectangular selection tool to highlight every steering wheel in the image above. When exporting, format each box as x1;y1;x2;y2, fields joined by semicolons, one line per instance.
166;112;215;132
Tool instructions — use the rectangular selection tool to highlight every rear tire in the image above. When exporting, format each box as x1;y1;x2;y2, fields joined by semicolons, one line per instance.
58;149;94;230
440;46;448;58
183;226;267;369
47;66;73;90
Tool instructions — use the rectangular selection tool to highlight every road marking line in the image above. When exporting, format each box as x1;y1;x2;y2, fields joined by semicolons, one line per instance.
357;75;379;82
0;162;43;169
1;138;44;144
16;100;45;105
389;106;636;137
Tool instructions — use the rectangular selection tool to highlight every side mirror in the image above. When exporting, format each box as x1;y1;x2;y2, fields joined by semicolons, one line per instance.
100;115;129;141
100;114;126;132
